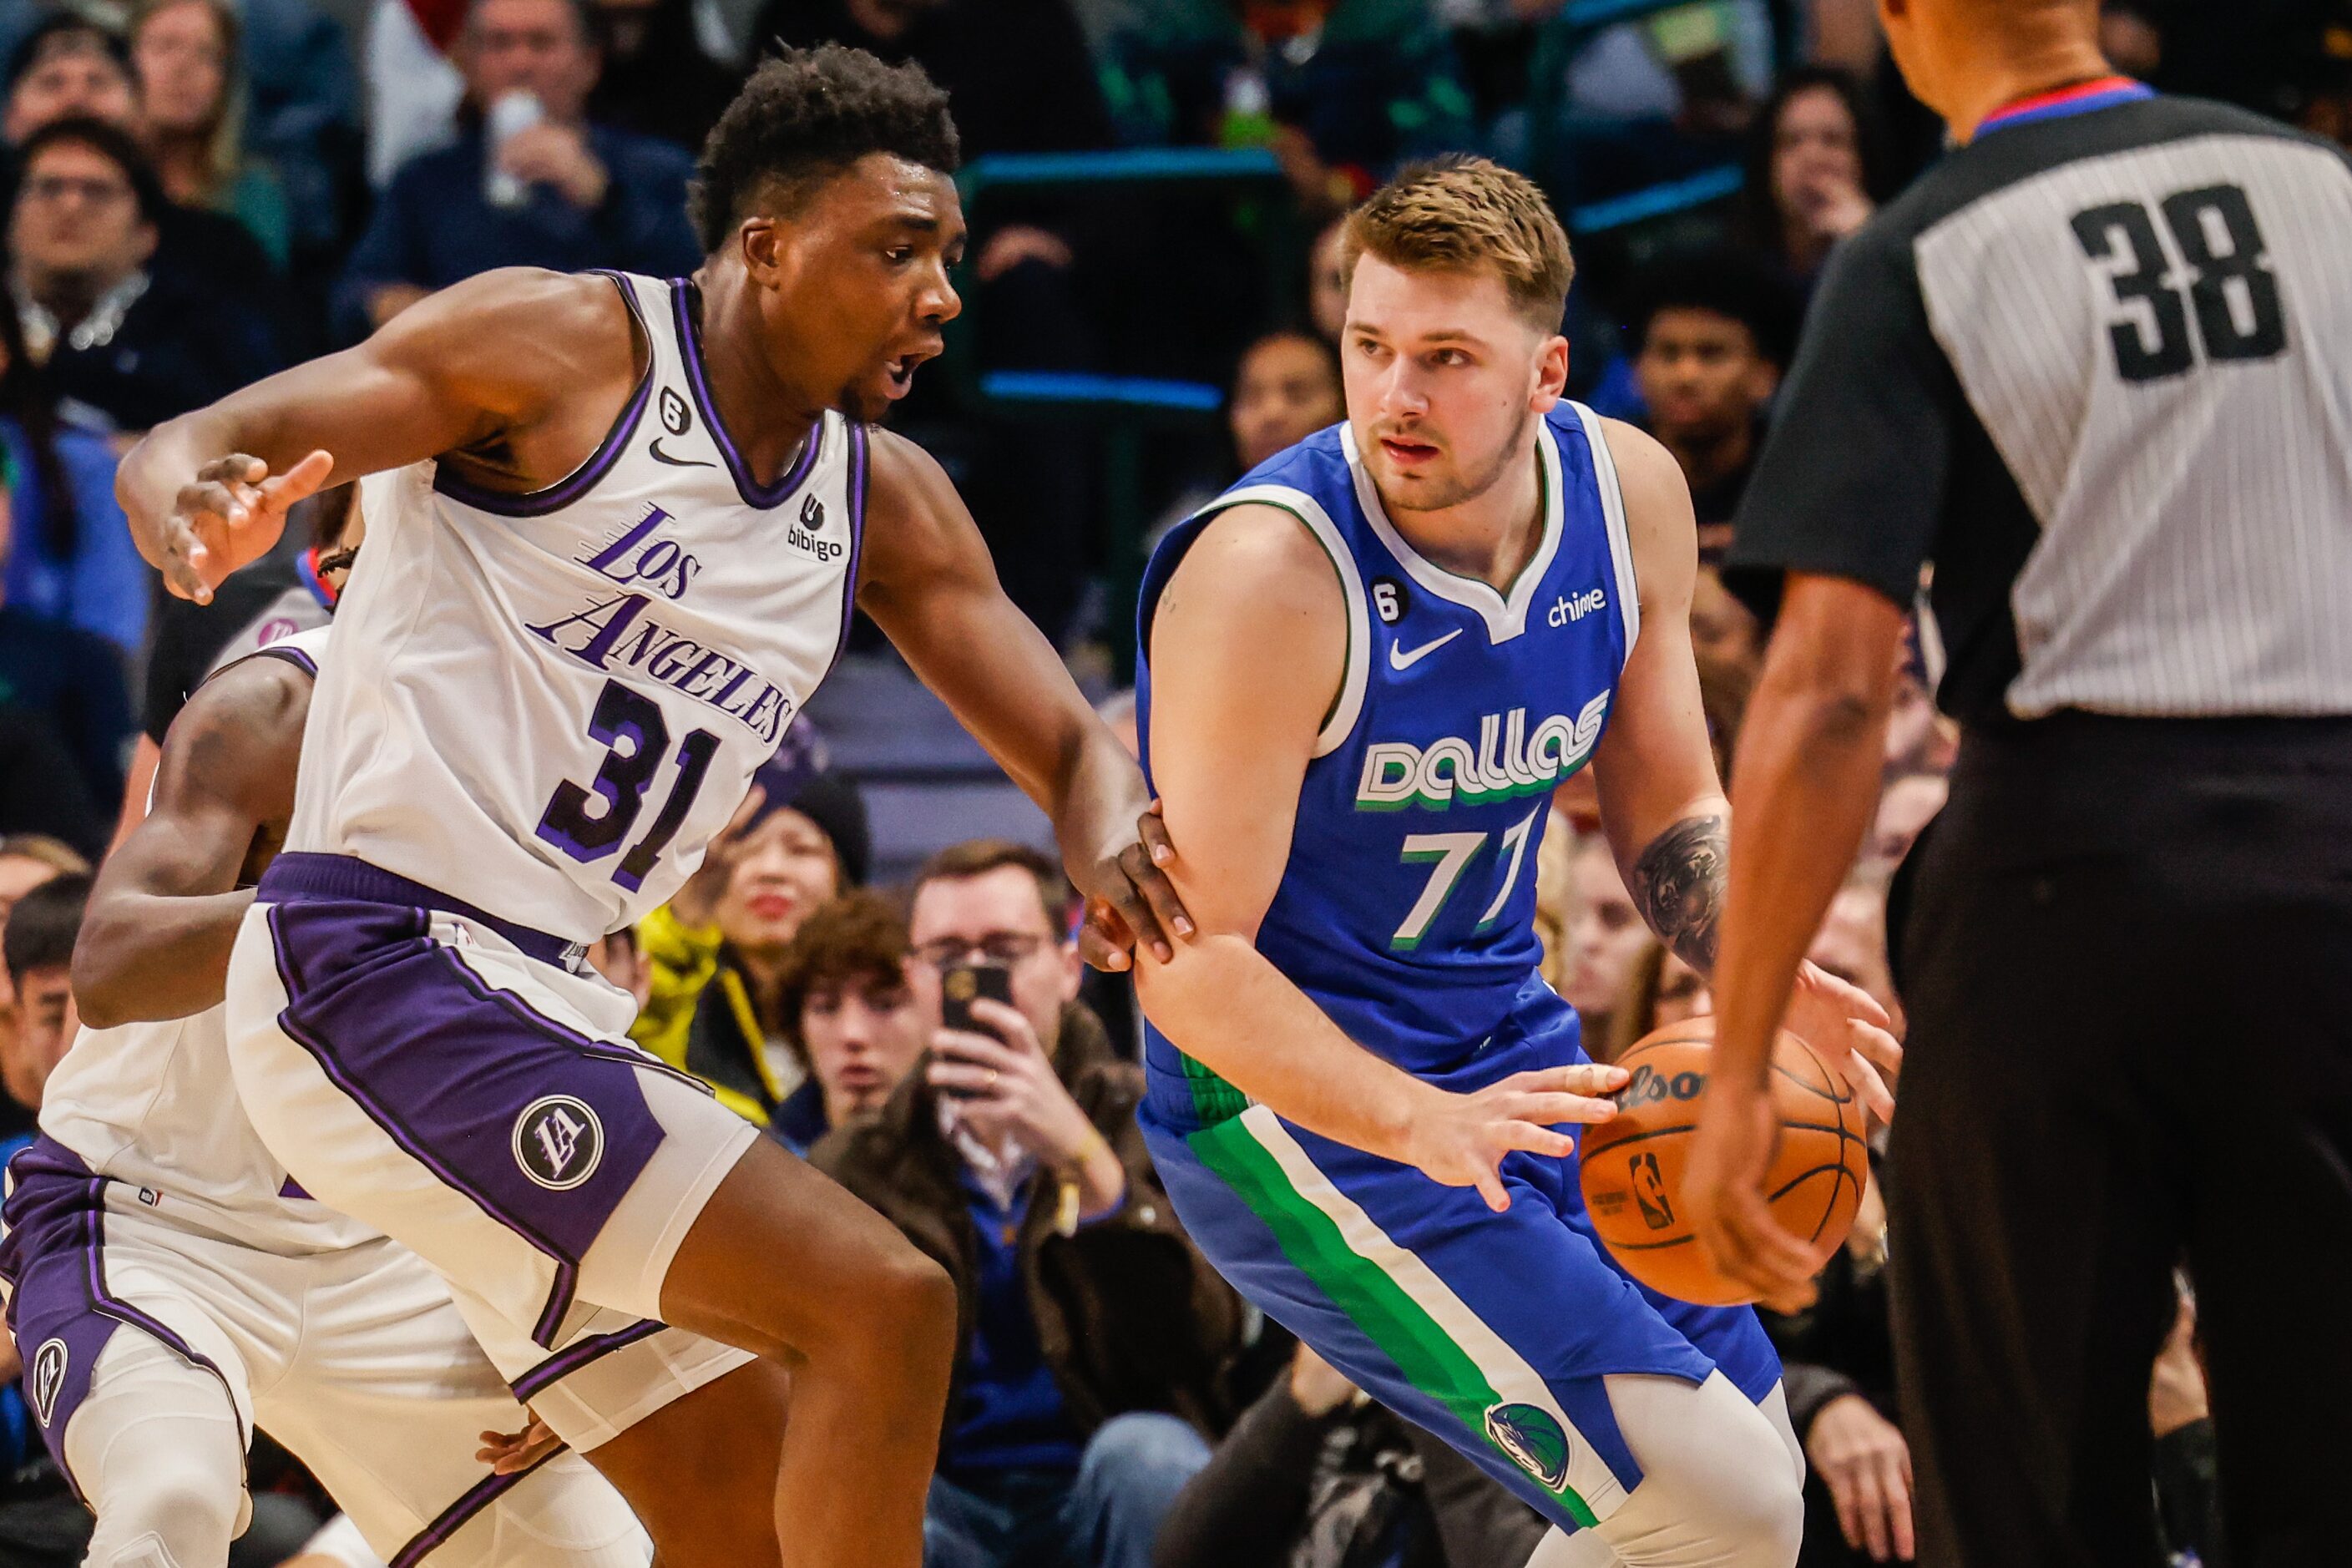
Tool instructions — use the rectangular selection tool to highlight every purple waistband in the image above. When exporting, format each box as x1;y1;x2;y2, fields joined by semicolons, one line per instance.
259;853;589;971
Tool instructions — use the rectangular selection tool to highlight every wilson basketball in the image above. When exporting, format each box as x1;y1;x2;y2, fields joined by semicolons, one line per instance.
1578;1019;1869;1306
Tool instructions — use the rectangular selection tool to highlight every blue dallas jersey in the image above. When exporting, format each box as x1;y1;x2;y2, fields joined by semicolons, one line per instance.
1136;403;1639;1127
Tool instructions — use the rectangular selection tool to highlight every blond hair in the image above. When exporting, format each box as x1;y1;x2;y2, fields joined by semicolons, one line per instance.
129;0;250;209
1341;156;1575;332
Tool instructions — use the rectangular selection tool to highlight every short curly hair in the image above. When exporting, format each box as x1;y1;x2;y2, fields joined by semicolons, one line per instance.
690;43;961;255
771;889;914;1068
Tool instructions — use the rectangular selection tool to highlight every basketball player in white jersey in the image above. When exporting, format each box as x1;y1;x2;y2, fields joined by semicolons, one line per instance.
3;610;677;1568
114;46;1186;1567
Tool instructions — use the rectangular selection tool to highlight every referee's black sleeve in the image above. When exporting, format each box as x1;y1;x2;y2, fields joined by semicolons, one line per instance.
1723;222;1959;620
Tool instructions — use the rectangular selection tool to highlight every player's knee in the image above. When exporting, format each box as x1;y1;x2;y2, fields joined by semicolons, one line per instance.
88;1457;244;1568
793;1232;953;1389
1601;1374;1804;1568
454;1454;653;1568
1679;1422;1803;1568
860;1244;956;1377
1708;1449;1803;1568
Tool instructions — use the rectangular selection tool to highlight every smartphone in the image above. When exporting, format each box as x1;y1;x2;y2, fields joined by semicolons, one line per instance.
483;89;544;208
938;961;1014;1098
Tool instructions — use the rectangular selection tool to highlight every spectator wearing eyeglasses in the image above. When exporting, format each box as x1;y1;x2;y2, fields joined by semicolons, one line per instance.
2;14;281;318
7;115;278;432
630;731;871;1133
812;839;1248;1568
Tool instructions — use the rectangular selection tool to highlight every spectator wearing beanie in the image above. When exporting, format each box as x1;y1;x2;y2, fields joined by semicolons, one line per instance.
629;729;871;1130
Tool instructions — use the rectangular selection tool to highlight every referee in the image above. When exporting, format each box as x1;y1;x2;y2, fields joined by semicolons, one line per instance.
1682;0;2352;1564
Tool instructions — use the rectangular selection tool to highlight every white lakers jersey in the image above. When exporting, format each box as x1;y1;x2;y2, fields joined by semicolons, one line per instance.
42;627;374;1252
286;271;867;942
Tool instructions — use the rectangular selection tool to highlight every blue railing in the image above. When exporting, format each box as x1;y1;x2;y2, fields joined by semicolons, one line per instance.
949;147;1299;675
959;147;1284;190
1570;163;1746;232
977;371;1224;414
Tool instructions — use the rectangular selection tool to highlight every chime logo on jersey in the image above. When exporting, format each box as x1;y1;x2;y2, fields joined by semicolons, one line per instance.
1355;692;1612;811
513;1095;604;1191
29;1340;66;1428
1484;1401;1571;1491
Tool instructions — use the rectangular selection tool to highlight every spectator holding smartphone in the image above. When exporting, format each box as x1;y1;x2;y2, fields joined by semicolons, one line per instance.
812;839;1247;1568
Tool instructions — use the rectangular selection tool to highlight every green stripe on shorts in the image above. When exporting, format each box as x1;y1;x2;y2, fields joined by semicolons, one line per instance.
1187;1110;1600;1526
1179;1051;1252;1126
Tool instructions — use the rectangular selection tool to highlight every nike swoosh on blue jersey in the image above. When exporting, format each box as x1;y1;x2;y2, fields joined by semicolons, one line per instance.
1388;628;1463;671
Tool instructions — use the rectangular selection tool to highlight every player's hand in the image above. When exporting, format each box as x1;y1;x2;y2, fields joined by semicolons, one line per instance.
1683;1076;1819;1312
159;450;334;603
1783;960;1901;1129
476;1409;564;1474
1073;800;1191;973
1806;1393;1914;1562
1401;1064;1627;1214
666;785;766;929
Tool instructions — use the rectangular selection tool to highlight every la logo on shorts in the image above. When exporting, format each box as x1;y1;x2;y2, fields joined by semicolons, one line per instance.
513;1095;604;1191
1484;1400;1571;1491
29;1339;68;1428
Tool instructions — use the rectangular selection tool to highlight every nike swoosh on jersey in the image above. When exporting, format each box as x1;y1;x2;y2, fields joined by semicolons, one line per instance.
649;438;716;468
1388;629;1464;671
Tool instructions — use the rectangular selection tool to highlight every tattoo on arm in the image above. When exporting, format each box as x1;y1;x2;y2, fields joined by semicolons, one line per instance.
1630;814;1727;976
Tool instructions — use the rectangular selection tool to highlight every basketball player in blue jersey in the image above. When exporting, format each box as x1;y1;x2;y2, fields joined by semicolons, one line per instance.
112;47;1185;1568
1132;159;1902;1567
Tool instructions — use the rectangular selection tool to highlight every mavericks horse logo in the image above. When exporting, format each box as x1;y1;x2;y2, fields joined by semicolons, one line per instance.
513;1096;604;1191
29;1339;67;1428
1484;1401;1571;1490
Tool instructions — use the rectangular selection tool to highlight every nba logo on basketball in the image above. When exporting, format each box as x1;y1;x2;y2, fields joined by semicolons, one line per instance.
1630;1153;1675;1230
29;1340;67;1428
513;1096;604;1191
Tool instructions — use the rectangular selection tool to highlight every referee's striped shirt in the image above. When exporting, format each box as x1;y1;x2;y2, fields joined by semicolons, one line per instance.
1724;78;2352;722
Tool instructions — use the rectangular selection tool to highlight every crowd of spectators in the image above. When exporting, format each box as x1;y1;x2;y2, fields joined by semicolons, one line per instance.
1;0;2344;1560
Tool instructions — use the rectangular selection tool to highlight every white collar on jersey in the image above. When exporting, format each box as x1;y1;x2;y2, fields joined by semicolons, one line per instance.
1341;421;1567;643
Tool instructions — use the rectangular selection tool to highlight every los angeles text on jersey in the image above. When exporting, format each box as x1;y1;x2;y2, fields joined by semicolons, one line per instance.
524;502;802;746
1355;692;1611;812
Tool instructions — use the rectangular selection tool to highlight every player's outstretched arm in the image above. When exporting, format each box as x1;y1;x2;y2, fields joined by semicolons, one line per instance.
1138;506;1624;1212
1586;419;1735;972
1588;422;1899;1122
857;428;1190;968
118;268;634;603
73;655;311;1028
1687;570;1907;1309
